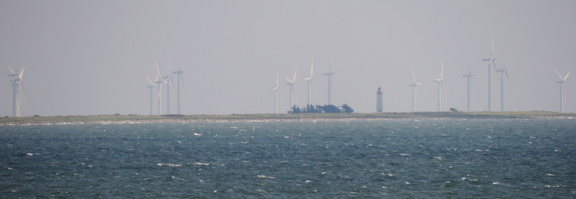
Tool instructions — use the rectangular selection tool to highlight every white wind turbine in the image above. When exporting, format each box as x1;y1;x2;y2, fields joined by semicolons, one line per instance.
303;59;316;106
163;64;175;115
409;67;421;112
482;33;498;111
433;61;444;112
146;76;156;115
270;70;279;113
555;68;571;112
495;62;510;112
462;66;474;112
172;66;184;115
323;66;335;105
285;68;297;110
8;67;24;117
154;61;167;115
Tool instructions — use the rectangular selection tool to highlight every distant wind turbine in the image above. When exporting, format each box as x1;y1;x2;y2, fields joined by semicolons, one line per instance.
555;68;571;112
8;67;24;117
462;66;474;112
303;59;316;106
433;61;444;112
172;66;184;114
495;63;510;112
271;70;279;113
482;33;498;111
323;66;335;105
146;76;156;115
285;68;297;110
163;62;175;115
154;61;166;115
409;67;421;112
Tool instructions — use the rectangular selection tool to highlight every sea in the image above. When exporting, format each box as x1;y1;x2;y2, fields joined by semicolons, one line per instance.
1;118;575;198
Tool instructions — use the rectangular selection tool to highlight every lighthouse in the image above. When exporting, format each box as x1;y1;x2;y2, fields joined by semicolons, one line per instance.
376;87;383;112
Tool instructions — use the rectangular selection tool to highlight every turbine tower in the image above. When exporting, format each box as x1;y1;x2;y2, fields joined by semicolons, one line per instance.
433;61;444;112
376;87;383;112
409;67;421;112
303;59;315;106
285;68;297;111
172;66;184;115
463;66;474;112
271;70;279;113
8;67;24;117
496;64;510;112
323;67;335;105
482;34;497;111
555;68;571;112
146;76;156;115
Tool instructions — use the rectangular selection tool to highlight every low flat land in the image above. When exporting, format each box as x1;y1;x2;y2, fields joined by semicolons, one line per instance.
1;111;575;125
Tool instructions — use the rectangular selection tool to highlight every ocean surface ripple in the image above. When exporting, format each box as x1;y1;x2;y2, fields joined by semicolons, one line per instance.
1;118;575;198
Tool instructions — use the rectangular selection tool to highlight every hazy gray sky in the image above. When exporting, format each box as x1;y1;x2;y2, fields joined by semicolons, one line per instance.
1;0;575;116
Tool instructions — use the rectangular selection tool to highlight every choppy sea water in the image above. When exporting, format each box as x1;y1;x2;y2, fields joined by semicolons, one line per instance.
1;118;575;198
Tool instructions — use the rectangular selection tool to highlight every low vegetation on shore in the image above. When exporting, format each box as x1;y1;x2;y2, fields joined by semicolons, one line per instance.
1;111;575;125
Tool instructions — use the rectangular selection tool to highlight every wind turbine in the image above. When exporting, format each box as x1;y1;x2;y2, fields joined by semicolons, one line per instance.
163;63;175;115
433;61;444;112
285;68;297;111
482;33;498;111
303;59;315;106
324;66;335;104
495;63;510;112
146;76;156;115
154;61;166;115
270;70;279;113
8;67;24;117
555;68;571;112
462;66;474;112
172;66;184;115
323;66;335;105
409;67;421;112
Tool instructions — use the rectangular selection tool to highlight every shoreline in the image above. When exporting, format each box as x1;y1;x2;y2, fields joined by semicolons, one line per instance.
1;111;575;125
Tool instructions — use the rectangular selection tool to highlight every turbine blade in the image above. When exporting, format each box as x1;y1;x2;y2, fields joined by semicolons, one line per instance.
310;59;314;77
9;67;15;74
156;86;163;102
178;66;185;87
312;80;319;105
18;68;24;80
440;61;444;79
410;67;417;83
292;68;297;82
169;57;173;73
276;69;279;86
565;71;571;81
491;32;495;59
155;60;163;79
146;76;154;85
555;68;563;80
492;60;497;72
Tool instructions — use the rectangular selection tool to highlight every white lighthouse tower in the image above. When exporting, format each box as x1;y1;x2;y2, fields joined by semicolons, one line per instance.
376;87;383;112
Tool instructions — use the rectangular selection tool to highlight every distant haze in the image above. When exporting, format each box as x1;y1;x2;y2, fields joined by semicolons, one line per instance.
1;0;575;116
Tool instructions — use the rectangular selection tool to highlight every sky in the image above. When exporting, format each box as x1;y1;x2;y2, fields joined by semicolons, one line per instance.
1;0;576;116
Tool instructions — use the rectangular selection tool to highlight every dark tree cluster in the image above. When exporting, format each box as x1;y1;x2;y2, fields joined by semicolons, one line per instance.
290;104;354;114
